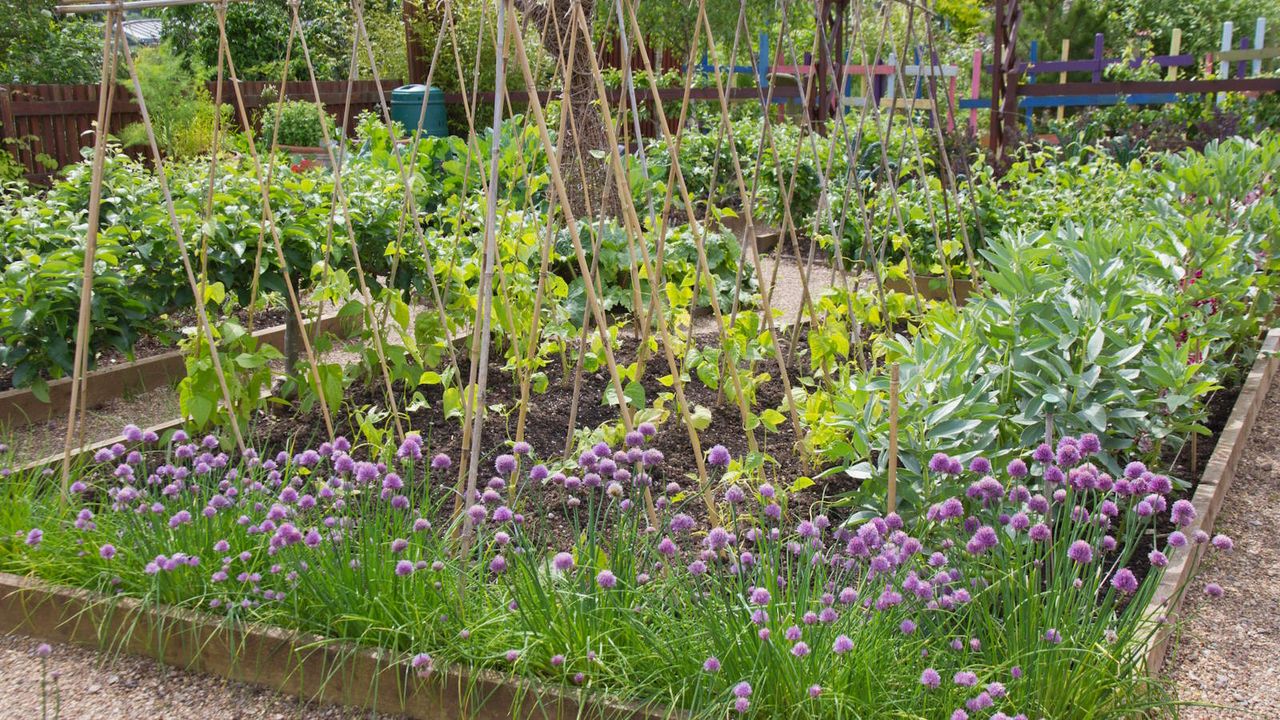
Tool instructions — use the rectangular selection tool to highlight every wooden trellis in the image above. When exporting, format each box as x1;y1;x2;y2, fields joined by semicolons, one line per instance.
51;0;967;527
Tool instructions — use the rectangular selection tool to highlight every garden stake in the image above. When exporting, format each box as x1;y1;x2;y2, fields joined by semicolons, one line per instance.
569;2;729;524
290;0;404;442
61;12;120;500
888;362;900;513
695;0;809;444
117;15;246;454
620;1;763;456
460;0;510;549
213;8;336;442
353;0;471;394
504;2;662;529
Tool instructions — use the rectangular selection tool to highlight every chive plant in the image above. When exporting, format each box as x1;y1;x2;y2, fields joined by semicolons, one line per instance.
2;425;1230;718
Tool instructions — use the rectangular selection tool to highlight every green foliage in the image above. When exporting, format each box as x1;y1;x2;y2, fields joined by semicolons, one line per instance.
177;316;282;431
117;45;229;159
162;0;351;81
259;97;334;148
808;135;1280;512
0;0;102;84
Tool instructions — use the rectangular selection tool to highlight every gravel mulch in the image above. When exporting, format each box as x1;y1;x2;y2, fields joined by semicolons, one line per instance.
0;631;405;720
1167;380;1280;718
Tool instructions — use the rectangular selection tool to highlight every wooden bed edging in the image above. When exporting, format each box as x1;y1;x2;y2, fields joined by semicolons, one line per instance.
0;572;680;720
0;311;360;431
1144;328;1280;674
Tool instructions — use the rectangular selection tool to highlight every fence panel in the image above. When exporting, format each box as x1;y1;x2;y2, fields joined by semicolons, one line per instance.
0;79;402;184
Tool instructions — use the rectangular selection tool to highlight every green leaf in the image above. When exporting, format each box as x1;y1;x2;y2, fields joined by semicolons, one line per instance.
442;386;463;420
1086;327;1104;363
689;404;713;431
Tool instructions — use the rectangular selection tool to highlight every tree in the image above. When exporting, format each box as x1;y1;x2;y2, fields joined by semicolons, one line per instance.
0;0;102;85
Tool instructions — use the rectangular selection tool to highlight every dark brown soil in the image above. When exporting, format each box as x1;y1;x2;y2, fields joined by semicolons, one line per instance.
251;329;863;538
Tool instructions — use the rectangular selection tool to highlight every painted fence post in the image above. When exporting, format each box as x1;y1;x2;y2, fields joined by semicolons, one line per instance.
1254;18;1268;77
1025;39;1037;133
1092;33;1105;83
1168;29;1182;81
968;49;981;135
1219;21;1234;104
758;32;770;90
1237;36;1250;80
1056;39;1069;122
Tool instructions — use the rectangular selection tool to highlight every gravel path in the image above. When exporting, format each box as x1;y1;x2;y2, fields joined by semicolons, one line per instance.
0;631;403;720
1167;379;1280;718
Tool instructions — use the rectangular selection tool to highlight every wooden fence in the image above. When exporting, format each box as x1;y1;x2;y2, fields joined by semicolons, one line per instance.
0;80;401;184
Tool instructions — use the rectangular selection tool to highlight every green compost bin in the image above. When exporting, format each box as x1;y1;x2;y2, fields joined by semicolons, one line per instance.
389;84;448;137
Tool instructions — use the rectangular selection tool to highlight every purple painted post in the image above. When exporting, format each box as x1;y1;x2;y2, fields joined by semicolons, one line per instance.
1092;33;1105;84
1237;37;1249;79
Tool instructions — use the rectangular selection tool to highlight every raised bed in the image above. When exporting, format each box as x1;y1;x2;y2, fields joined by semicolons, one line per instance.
0;311;359;431
0;572;675;720
1144;328;1280;673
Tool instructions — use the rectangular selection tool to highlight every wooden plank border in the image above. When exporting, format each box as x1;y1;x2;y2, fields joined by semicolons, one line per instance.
1144;328;1280;673
0;310;360;430
0;572;679;720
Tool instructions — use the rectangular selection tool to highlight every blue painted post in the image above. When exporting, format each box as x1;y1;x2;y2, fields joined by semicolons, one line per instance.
1026;39;1038;132
758;33;769;89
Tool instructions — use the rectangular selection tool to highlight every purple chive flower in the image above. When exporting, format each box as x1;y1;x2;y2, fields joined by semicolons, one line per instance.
495;454;517;474
489;555;508;574
1032;444;1054;464
411;653;433;676
969;457;992;474
750;587;771;605
513;441;532;456
395;560;414;576
1044;628;1062;644
1007;459;1028;477
1168;531;1187;548
25;528;42;546
505;649;520;663
596;569;617;589
99;544;116;560
1211;534;1234;552
1111;568;1138;594
734;698;750;714
733;681;752;698
1170;499;1196;527
35;643;52;658
1029;523;1051;542
431;454;452;470
791;641;810;658
707;445;731;467
552;552;574;571
670;514;695;533
703;656;721;672
921;668;941;688
954;671;977;687
1067;540;1094;564
833;635;854;654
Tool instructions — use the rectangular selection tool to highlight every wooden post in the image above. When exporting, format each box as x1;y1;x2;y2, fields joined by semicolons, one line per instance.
887;363;900;513
0;85;16;167
1167;29;1182;81
1219;21;1235;104
1025;39;1037;133
402;0;426;84
968;49;981;135
1056;39;1069;123
1253;18;1267;77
